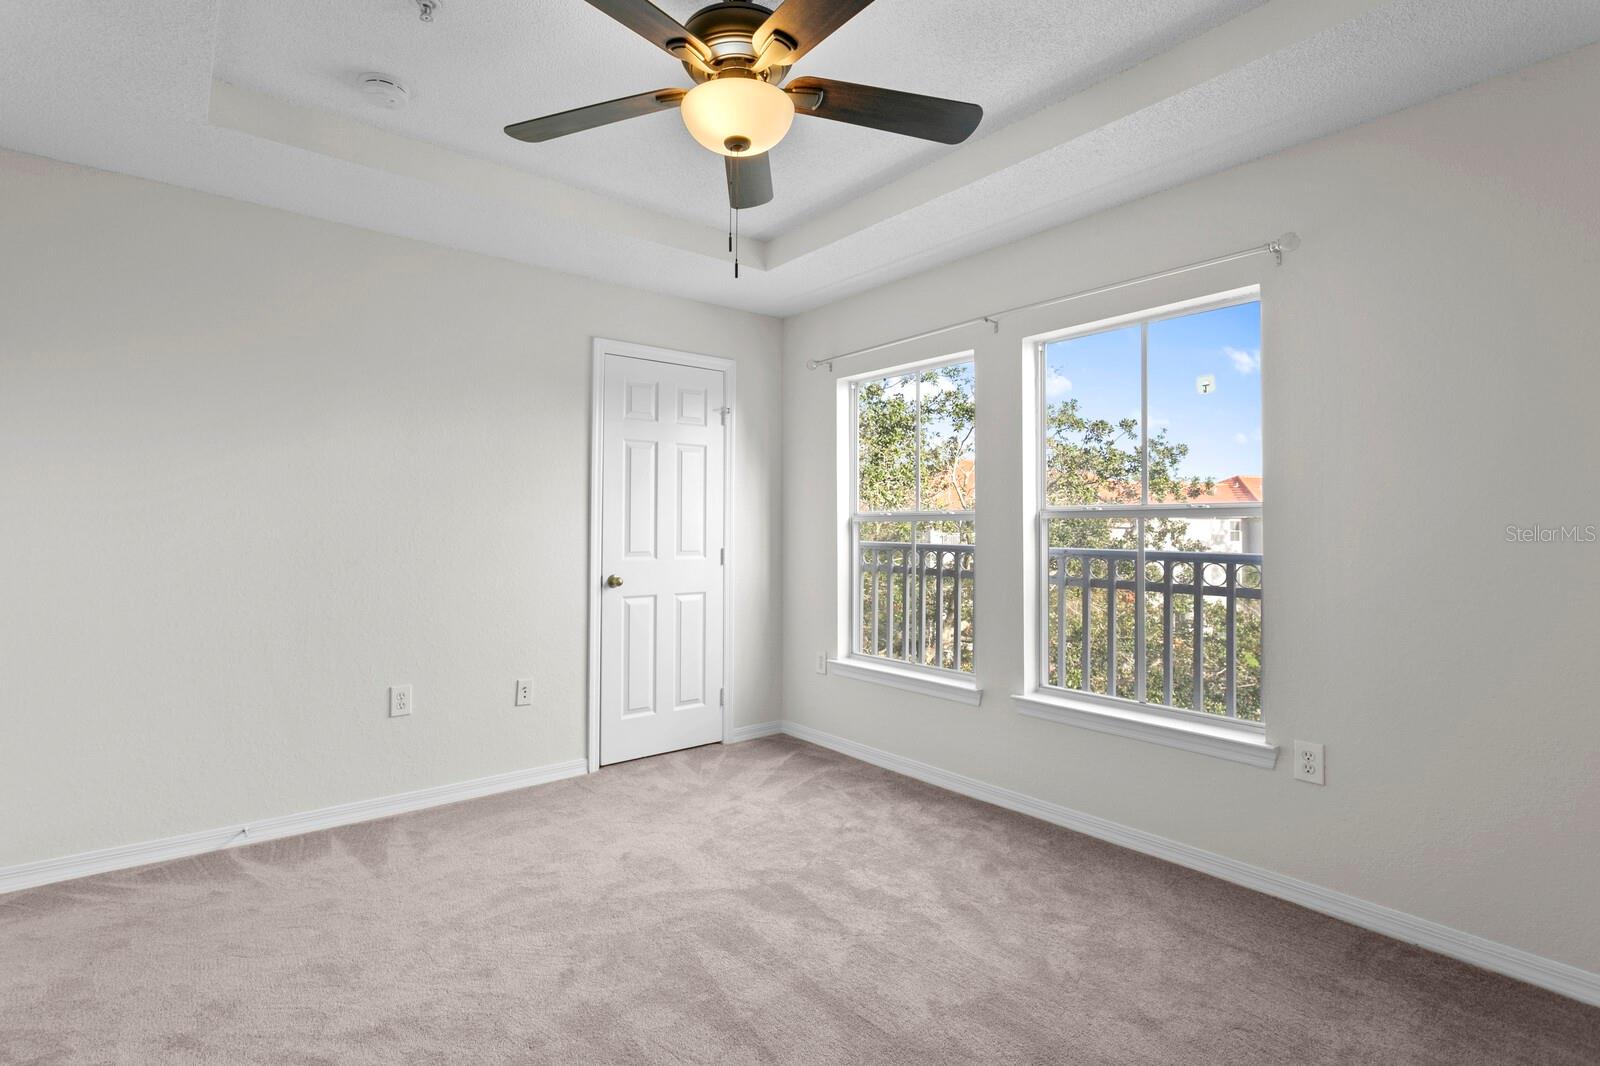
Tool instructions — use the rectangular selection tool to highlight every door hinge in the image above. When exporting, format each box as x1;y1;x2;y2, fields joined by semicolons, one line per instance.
718;406;731;426
719;547;725;565
719;688;725;706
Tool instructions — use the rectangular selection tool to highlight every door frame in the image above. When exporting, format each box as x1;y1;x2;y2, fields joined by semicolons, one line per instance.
586;338;737;773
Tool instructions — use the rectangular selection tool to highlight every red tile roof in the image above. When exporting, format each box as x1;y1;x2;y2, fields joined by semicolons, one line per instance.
1189;475;1263;504
1097;473;1263;505
928;462;1262;509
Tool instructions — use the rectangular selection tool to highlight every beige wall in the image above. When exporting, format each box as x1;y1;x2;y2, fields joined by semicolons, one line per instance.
781;44;1600;973
0;151;783;867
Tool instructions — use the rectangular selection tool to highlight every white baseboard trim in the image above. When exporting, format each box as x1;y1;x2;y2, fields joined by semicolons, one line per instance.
726;720;784;743
778;720;1600;1008
0;758;589;896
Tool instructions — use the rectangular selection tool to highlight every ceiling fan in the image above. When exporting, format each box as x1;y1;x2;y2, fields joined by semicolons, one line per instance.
504;0;983;249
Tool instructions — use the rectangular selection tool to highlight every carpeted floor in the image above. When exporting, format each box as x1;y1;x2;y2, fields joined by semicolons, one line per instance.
2;736;1597;1065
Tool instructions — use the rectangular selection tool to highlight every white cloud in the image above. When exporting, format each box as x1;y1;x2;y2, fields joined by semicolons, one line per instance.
1225;346;1260;374
1233;432;1249;445
1044;368;1072;401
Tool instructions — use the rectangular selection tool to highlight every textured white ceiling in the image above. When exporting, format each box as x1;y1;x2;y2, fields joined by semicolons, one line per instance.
2;0;1598;316
214;0;1263;239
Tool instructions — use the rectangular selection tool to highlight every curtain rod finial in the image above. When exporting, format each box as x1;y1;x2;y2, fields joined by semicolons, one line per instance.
1269;232;1301;264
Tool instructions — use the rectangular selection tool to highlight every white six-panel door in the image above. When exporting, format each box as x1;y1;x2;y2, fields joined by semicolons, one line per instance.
598;352;726;765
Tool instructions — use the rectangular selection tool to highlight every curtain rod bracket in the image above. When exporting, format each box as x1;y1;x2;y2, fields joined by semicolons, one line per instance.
1268;231;1300;266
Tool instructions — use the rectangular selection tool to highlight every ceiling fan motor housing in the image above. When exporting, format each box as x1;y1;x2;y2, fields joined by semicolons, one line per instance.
682;1;790;84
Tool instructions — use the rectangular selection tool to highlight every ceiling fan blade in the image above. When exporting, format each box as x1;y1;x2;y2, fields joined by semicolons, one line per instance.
785;77;982;144
504;88;685;143
753;0;876;69
583;0;713;67
726;152;774;209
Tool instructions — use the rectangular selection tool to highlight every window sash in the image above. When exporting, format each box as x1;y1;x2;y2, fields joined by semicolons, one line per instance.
1033;291;1260;512
848;360;976;675
849;353;975;517
1034;299;1262;722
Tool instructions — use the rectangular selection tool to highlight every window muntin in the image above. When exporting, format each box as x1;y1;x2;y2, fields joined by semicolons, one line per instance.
1039;296;1262;723
850;359;976;674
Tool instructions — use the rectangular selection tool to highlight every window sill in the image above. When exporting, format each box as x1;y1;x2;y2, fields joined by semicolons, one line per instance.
1010;691;1277;768
827;657;982;706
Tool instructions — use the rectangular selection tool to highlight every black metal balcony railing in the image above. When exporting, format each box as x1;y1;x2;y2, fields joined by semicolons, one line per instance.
1047;547;1262;719
855;541;1261;718
858;541;976;673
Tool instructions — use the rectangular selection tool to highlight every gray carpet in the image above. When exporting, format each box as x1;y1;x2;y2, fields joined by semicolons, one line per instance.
2;736;1596;1064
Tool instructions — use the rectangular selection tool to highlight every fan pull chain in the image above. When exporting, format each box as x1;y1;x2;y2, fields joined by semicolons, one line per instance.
727;153;740;279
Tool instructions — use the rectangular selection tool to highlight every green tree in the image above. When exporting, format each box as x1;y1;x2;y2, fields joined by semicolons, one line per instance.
854;365;976;512
854;375;918;513
1044;396;1211;550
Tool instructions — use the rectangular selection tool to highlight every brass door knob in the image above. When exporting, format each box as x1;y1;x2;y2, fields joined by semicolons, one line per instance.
606;574;624;588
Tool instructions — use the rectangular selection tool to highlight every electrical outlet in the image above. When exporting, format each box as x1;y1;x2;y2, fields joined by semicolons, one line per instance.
1293;741;1324;785
515;679;533;707
816;654;828;675
389;684;412;718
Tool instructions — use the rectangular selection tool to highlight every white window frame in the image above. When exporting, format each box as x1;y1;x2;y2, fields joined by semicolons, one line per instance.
1014;287;1275;767
833;353;979;703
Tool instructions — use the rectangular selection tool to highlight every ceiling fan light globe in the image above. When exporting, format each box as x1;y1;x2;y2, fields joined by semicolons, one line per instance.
681;77;795;157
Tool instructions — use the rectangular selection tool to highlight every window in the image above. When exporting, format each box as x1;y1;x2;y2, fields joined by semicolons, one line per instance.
849;358;976;674
1036;294;1263;725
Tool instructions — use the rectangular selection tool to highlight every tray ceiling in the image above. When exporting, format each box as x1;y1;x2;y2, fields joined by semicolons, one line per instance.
3;0;1598;315
214;0;1263;239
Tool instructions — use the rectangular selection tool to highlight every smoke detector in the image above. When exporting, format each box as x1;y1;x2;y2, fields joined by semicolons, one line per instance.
359;73;410;110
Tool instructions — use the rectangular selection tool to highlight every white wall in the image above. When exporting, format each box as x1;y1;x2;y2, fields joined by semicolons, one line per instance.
0;150;783;868
782;44;1600;974
4;36;1596;985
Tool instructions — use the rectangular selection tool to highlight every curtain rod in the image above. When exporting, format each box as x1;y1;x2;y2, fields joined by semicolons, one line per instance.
805;233;1300;372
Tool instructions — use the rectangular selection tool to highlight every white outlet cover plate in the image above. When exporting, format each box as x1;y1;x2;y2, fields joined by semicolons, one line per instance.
389;684;412;718
1293;740;1324;785
515;679;532;707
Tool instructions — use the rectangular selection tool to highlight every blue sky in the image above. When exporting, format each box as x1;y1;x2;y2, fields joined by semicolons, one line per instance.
1043;301;1262;481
